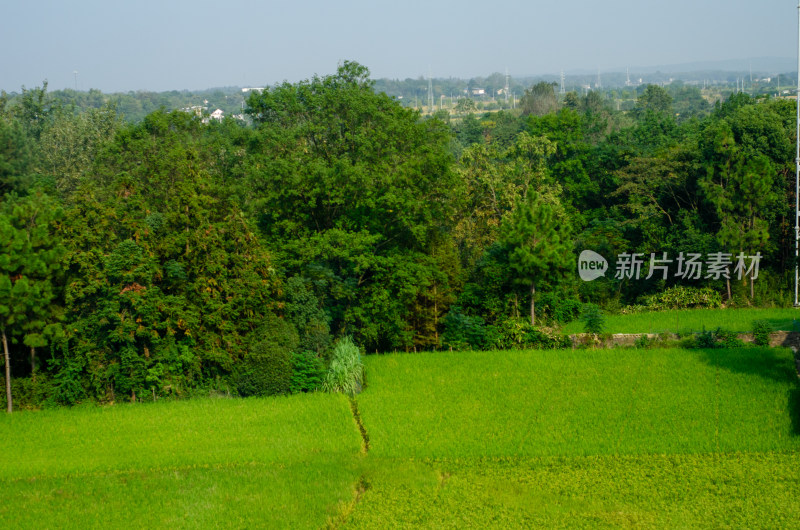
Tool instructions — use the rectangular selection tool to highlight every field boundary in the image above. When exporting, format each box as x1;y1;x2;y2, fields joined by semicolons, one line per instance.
349;398;370;454
569;331;800;353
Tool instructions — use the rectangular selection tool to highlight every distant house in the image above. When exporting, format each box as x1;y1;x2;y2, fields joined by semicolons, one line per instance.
182;105;206;117
201;109;224;124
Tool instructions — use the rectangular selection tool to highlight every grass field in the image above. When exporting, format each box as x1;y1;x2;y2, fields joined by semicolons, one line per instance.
561;307;800;335
349;347;800;527
0;395;365;528
1;346;799;528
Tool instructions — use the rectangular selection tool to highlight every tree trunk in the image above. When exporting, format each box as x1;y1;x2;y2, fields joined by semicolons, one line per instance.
530;283;536;326
726;278;731;301
30;346;35;384
3;329;11;413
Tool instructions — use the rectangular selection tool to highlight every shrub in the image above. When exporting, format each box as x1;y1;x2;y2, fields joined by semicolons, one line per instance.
290;351;326;393
496;318;571;349
237;341;294;397
751;320;772;347
694;328;717;348
688;327;745;349
581;304;605;335
442;309;495;350
236;314;298;397
539;293;583;324
322;336;364;396
715;328;745;348
645;286;722;310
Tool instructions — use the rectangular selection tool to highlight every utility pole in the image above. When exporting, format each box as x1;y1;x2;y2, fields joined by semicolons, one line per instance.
795;1;800;306
427;68;434;114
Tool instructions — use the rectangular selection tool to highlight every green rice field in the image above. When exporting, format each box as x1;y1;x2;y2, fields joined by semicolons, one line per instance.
561;307;800;335
2;346;799;528
0;395;365;528
348;347;800;528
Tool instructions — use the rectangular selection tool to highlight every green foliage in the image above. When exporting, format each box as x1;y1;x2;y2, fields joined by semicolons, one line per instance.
236;315;298;397
38;104;122;195
519;81;559;117
58;111;283;400
501;191;572;325
0;192;65;410
580;303;605;335
538;292;582;324
442;308;497;351
751;319;771;347
494;317;571;349
289;351;326;393
322;336;364;397
283;275;332;356
236;346;293;397
633;84;673;118
645;286;723;310
0;374;55;410
244;61;459;352
2;67;800;405
688;327;745;349
0;117;33;194
49;346;86;406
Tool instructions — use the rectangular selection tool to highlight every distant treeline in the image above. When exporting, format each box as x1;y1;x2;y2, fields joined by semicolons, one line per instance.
3;67;794;123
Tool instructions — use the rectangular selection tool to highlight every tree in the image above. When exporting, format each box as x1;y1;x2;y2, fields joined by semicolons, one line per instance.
15;82;60;141
244;62;459;351
0;192;64;412
520;82;559;117
0;118;33;195
634;85;673;118
699;121;777;300
38;104;122;196
60;110;283;401
500;192;572;325
454;97;477;115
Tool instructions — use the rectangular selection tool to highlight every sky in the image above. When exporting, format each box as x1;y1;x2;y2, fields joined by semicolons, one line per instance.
0;0;794;93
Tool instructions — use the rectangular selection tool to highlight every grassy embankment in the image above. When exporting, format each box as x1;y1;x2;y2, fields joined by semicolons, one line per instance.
561;307;800;335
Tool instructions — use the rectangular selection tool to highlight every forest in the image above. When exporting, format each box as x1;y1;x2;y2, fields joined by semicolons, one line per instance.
0;61;796;408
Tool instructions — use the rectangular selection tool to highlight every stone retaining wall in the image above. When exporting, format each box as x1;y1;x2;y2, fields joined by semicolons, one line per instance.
569;331;800;350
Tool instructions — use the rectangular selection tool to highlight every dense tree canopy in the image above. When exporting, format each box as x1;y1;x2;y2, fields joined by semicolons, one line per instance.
1;69;797;408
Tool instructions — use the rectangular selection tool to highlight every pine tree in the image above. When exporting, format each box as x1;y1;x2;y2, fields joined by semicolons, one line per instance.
0;192;64;412
500;192;572;326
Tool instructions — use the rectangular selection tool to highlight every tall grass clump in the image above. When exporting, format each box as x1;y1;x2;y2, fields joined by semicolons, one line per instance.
581;303;605;335
322;336;364;396
751;319;772;346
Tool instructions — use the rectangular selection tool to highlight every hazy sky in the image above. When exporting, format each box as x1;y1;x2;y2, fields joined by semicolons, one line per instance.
1;0;794;92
